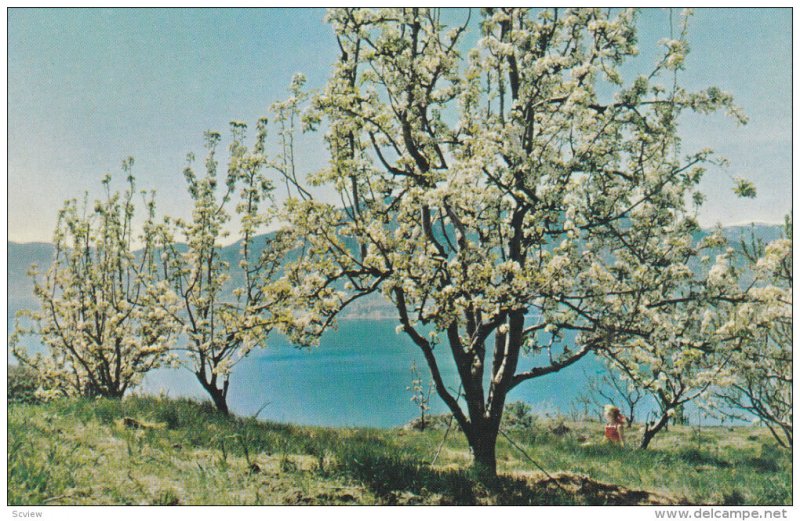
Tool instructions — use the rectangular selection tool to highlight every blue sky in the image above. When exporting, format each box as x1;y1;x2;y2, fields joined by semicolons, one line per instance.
8;8;792;243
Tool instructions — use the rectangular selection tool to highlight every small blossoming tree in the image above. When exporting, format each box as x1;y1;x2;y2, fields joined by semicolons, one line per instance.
154;121;292;415
278;8;748;475
407;361;434;430
599;229;753;449
713;218;792;447
11;160;175;398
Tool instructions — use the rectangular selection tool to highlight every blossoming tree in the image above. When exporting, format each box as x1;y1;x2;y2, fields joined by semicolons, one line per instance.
154;122;292;415
599;229;754;449
713;218;792;447
279;8;747;475
11;160;175;398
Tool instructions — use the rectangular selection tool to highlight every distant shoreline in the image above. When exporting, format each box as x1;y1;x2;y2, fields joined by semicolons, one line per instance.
6;221;787;249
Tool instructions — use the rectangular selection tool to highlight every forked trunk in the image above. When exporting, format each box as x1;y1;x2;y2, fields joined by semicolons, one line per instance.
640;413;670;449
209;388;230;416
197;374;230;416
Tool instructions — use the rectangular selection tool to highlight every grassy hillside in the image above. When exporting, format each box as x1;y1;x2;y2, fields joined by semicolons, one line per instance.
8;396;790;506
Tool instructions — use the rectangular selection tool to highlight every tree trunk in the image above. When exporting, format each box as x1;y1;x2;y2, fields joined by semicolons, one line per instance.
780;423;793;448
640;413;670;449
91;383;124;399
468;421;499;479
625;405;635;427
209;388;230;416
765;421;793;449
197;374;230;415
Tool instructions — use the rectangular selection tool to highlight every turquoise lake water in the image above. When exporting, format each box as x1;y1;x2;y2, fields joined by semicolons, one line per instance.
140;319;612;427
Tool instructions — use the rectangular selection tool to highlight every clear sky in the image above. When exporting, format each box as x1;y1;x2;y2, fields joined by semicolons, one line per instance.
8;8;792;243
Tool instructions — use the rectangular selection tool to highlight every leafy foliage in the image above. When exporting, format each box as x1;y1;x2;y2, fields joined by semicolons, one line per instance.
733;178;757;199
8;365;43;404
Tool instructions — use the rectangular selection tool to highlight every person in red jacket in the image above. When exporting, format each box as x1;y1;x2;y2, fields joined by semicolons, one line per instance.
604;405;627;447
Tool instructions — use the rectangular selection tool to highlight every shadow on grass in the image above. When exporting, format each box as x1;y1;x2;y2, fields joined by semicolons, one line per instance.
674;448;732;468
334;442;596;505
743;455;781;473
54;397;542;504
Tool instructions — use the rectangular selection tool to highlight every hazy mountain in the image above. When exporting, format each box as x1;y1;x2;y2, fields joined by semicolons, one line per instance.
707;223;786;248
7;222;786;325
8;242;54;323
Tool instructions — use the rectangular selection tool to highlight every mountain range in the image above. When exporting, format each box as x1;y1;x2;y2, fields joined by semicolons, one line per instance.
7;223;786;325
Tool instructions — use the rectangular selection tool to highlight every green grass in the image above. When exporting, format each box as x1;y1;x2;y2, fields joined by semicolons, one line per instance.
7;397;791;505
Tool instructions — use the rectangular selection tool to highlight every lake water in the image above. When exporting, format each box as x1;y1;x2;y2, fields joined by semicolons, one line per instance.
140;319;613;427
